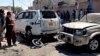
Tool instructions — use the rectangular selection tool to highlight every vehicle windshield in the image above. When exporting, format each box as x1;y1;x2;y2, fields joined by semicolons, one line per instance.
41;11;56;18
80;13;100;24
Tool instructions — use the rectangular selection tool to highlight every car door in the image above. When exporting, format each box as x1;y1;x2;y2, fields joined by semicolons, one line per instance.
28;11;41;35
19;11;35;33
15;12;24;32
15;11;41;34
15;11;34;32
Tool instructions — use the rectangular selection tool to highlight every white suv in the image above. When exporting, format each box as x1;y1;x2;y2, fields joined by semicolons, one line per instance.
15;10;61;37
59;13;100;51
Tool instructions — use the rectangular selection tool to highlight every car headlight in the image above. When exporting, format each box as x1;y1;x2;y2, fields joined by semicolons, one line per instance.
75;30;83;36
83;29;87;35
75;29;87;36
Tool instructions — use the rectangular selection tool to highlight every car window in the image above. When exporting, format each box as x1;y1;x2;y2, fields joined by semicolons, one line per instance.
41;11;56;18
16;11;36;19
23;12;32;19
17;12;24;19
80;14;100;24
23;11;36;19
32;11;36;18
88;15;100;24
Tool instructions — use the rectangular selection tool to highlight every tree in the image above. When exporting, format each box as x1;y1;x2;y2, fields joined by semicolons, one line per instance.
14;7;23;13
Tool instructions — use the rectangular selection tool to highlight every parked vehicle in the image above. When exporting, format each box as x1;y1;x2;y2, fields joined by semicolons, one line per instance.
59;13;100;51
15;10;61;46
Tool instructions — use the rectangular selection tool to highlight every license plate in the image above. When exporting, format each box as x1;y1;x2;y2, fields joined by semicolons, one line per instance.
49;22;53;26
48;22;54;28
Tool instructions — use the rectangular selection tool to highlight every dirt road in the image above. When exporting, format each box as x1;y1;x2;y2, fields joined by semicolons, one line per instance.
0;40;100;56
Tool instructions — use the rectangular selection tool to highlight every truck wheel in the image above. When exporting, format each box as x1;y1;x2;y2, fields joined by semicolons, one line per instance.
88;38;100;51
32;39;44;47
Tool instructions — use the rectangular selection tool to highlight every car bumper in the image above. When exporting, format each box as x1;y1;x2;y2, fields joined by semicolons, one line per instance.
41;29;60;35
59;32;89;46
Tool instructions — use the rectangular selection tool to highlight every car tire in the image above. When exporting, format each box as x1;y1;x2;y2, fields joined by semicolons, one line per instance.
88;38;100;52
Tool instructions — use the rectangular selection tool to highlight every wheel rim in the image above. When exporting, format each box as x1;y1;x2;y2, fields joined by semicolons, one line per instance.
89;39;99;50
32;39;43;47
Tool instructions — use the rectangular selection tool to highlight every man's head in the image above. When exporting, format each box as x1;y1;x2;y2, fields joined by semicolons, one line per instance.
7;11;12;17
0;9;4;15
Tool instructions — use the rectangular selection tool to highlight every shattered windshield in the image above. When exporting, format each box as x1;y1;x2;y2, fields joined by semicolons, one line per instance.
80;13;100;24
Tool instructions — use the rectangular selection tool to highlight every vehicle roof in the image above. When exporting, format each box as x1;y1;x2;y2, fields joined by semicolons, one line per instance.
23;10;55;12
24;10;39;12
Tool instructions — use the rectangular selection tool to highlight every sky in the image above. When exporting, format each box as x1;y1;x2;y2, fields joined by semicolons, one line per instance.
0;0;33;10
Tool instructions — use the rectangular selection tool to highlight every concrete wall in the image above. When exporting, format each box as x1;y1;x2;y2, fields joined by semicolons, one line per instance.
93;0;100;12
78;0;100;12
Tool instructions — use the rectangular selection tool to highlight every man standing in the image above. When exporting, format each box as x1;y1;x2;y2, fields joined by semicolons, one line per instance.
72;9;76;22
87;0;93;13
65;11;70;22
6;12;17;46
78;9;84;20
0;9;5;47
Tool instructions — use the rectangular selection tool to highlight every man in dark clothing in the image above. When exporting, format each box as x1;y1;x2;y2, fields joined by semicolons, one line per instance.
6;12;16;46
0;9;5;47
65;11;70;22
60;11;65;24
72;9;76;22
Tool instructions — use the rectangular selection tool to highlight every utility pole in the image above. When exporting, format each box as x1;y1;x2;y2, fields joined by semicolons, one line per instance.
12;0;15;13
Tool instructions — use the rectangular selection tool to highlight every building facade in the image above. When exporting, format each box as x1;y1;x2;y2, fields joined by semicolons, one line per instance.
0;6;12;11
33;0;76;10
32;0;100;12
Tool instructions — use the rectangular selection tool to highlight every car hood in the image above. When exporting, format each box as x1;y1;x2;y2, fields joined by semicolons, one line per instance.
63;22;98;29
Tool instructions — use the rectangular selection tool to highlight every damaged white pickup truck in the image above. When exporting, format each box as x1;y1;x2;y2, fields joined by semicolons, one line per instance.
59;13;100;51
